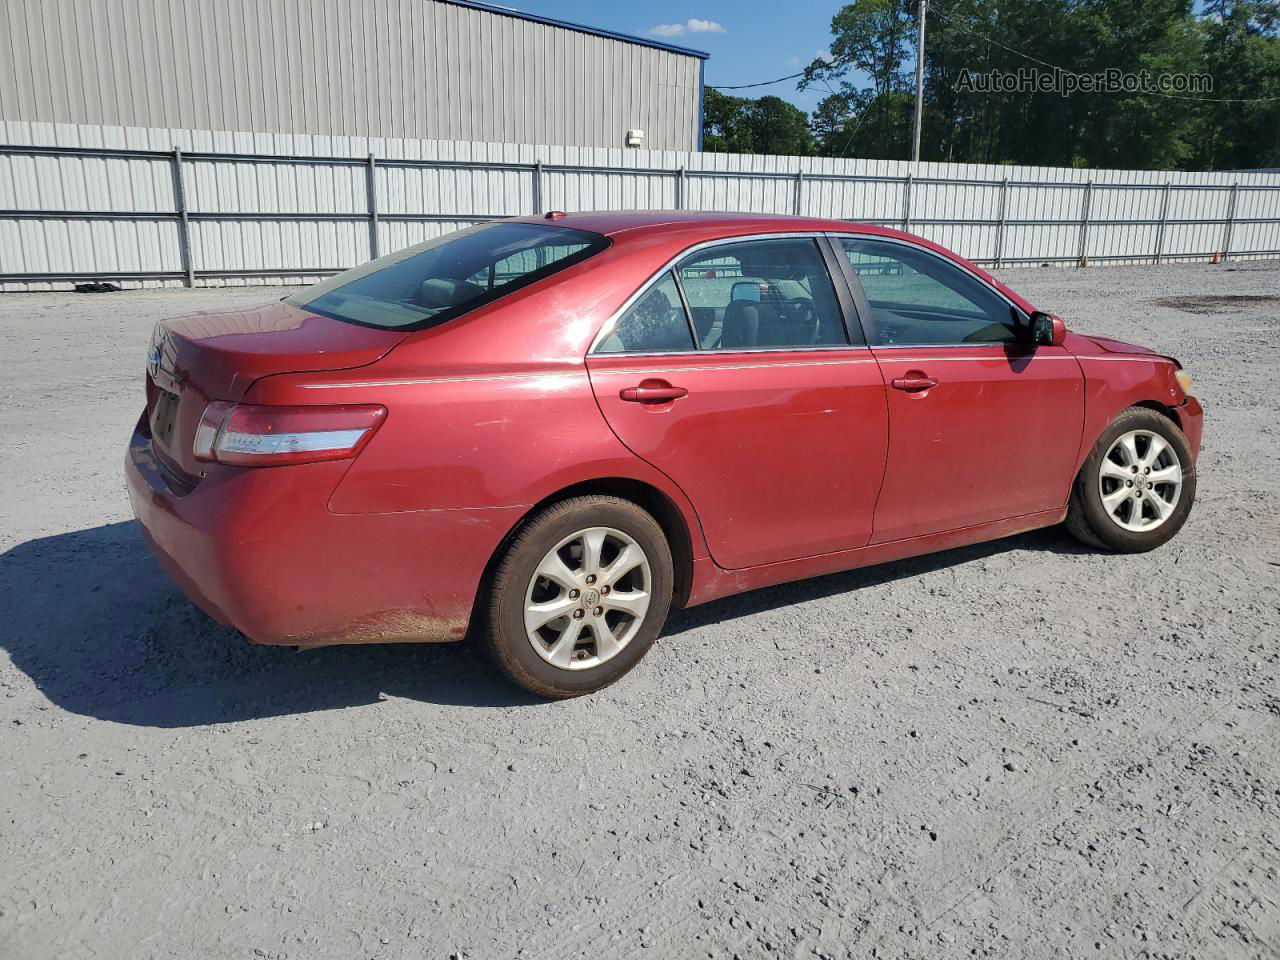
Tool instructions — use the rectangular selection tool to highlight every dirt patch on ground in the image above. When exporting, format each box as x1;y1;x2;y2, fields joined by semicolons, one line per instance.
2;261;1279;959
1152;293;1280;314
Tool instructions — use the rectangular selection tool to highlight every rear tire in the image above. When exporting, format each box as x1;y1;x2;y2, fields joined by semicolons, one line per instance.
484;495;673;699
1064;407;1196;553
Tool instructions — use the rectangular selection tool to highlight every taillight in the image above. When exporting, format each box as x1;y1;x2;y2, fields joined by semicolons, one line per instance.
193;403;386;467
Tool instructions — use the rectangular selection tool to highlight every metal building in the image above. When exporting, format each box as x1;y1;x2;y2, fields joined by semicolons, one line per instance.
0;0;708;151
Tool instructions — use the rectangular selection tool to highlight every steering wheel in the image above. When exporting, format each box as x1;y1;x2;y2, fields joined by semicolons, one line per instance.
778;298;820;343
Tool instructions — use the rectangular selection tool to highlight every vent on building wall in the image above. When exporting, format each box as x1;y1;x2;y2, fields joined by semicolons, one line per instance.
625;129;645;148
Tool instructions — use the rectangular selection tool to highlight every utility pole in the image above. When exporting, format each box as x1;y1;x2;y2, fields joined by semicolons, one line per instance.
912;0;927;162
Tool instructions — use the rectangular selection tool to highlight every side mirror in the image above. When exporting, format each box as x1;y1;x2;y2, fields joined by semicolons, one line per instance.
1030;311;1067;347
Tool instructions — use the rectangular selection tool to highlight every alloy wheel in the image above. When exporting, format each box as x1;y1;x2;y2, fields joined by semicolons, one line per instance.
523;526;652;670
1097;428;1183;533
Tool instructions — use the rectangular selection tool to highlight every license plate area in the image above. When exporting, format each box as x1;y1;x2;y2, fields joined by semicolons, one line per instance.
150;387;181;449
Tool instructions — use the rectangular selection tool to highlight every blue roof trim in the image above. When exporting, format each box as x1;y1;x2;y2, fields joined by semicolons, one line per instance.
441;0;711;60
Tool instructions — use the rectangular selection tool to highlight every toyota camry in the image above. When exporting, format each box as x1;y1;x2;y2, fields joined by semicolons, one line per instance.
126;212;1203;697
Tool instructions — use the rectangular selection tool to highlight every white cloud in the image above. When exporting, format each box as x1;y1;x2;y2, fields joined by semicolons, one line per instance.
648;18;726;37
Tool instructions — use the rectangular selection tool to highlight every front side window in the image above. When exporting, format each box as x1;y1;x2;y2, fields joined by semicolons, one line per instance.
595;272;695;354
838;238;1023;346
676;238;849;350
289;222;608;330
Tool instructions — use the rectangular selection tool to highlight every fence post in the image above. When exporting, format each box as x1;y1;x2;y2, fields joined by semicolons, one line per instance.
993;177;1009;268
1077;180;1093;266
675;167;686;210
1154;182;1171;265
902;173;913;232
169;147;195;288
365;153;379;260
532;160;544;214
1221;183;1240;263
793;169;805;216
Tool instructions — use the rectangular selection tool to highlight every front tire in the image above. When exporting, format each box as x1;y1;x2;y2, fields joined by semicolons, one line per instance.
484;495;674;699
1065;407;1196;552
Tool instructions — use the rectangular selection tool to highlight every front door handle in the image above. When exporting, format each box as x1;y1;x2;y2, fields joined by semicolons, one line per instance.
619;381;689;404
890;375;938;392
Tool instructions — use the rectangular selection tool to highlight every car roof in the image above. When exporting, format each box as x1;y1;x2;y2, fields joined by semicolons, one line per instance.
512;210;908;242
509;210;1038;317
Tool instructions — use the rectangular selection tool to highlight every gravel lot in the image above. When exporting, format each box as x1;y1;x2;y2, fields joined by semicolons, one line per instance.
2;261;1279;960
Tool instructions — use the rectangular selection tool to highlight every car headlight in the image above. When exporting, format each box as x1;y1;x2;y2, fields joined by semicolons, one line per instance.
1175;370;1193;394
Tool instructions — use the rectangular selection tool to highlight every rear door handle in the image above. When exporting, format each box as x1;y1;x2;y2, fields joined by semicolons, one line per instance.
890;376;938;392
620;383;689;403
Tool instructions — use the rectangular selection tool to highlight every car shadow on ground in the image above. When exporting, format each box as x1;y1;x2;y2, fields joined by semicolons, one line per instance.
0;520;1099;728
664;524;1098;636
0;521;538;726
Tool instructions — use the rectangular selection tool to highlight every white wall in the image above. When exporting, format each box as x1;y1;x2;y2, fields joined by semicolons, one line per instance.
3;120;1279;291
0;0;702;151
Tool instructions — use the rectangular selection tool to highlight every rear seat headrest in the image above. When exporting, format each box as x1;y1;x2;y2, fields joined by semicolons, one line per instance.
417;277;485;309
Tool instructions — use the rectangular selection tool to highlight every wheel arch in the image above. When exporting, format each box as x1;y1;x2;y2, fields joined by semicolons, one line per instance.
1075;398;1186;479
466;477;698;638
1132;399;1183;430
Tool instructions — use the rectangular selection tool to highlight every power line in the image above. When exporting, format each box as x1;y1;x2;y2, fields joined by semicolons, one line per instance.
928;0;1280;104
708;70;807;90
708;66;873;157
831;97;878;159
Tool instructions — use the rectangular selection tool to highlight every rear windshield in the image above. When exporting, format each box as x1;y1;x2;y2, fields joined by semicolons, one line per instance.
288;222;609;330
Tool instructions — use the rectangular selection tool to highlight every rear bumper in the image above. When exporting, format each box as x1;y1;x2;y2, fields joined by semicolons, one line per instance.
125;422;525;646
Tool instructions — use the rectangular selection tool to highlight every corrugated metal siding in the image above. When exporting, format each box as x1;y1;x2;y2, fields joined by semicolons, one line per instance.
0;0;702;151
3;121;1280;290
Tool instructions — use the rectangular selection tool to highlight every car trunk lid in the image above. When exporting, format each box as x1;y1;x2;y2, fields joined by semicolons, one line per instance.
145;300;407;482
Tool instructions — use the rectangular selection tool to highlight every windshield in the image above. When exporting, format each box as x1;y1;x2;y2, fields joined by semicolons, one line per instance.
288;222;609;330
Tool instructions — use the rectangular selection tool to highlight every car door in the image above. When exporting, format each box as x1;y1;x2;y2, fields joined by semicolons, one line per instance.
832;235;1084;544
586;235;889;570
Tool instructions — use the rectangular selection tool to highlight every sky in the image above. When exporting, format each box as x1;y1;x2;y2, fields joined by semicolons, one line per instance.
496;0;856;113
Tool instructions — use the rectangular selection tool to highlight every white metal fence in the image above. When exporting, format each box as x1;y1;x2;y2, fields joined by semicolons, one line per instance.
3;120;1280;291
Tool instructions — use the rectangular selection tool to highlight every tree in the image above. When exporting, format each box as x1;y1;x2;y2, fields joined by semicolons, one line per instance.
1063;0;1203;170
805;0;915;102
810;92;856;145
702;88;756;153
814;89;913;159
748;96;818;156
702;89;817;156
701;0;1280;170
801;0;915;159
1191;1;1280;169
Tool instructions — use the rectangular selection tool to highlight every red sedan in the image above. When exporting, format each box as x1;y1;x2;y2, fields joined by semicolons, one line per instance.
126;212;1202;697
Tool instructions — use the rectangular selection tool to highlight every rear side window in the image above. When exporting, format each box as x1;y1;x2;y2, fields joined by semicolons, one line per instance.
595;272;695;354
289;222;608;330
676;238;848;350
